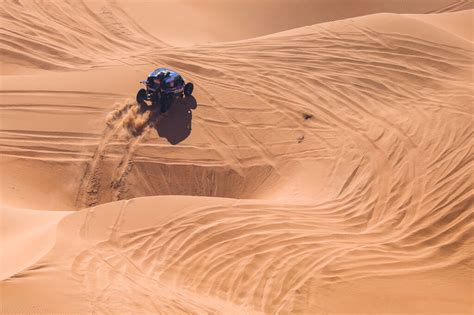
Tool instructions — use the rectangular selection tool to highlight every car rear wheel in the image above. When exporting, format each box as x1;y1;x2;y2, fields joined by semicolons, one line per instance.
184;82;194;97
136;89;147;105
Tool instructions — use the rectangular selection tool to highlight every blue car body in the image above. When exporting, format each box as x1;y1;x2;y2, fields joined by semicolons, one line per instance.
136;67;194;112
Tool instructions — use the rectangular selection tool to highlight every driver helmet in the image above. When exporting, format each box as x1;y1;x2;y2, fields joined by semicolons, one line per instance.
153;72;165;85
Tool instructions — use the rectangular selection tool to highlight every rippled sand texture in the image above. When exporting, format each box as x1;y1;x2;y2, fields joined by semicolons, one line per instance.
1;0;473;314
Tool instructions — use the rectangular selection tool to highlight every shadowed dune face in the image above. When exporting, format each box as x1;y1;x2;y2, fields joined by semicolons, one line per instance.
71;99;280;208
1;0;473;314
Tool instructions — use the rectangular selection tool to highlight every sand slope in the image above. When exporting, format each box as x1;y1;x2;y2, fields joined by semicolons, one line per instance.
0;206;70;280
117;0;473;45
1;0;473;314
0;0;165;73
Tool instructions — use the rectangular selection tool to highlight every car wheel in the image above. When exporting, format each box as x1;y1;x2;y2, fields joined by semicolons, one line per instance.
184;82;194;97
136;88;147;105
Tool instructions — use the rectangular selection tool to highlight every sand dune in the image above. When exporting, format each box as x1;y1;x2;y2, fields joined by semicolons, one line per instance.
0;206;70;280
118;0;473;45
0;0;164;73
1;0;473;314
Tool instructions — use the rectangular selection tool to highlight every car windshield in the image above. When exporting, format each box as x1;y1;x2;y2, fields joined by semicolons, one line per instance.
149;68;177;78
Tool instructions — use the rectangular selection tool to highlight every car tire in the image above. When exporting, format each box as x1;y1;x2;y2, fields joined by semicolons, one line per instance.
136;88;147;105
184;82;194;97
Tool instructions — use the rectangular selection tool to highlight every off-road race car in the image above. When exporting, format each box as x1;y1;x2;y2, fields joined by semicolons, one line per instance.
136;68;194;113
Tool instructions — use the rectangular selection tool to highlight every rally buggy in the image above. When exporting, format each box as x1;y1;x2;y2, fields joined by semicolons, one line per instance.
136;68;194;113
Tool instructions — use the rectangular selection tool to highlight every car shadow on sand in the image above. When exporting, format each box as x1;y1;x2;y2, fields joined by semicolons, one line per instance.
154;96;197;145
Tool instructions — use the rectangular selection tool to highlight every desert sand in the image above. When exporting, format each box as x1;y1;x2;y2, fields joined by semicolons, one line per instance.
0;0;473;314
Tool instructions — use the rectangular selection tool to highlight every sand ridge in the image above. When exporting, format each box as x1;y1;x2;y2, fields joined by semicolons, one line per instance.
0;0;473;314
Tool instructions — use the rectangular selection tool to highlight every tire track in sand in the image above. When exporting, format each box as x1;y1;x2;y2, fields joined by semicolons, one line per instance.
109;110;167;201
75;102;133;208
110;129;149;202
